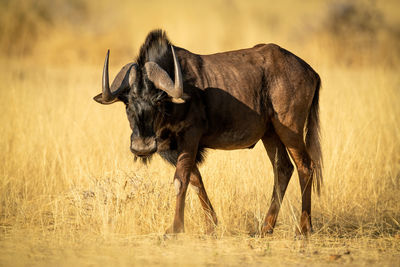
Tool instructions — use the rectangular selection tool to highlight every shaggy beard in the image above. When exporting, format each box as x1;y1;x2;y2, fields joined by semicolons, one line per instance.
133;154;153;165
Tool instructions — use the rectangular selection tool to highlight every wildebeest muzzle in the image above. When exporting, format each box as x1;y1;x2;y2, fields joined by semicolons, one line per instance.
130;135;157;157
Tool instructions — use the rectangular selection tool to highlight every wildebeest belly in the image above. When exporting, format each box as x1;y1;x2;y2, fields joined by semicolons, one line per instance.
200;112;266;150
198;81;268;150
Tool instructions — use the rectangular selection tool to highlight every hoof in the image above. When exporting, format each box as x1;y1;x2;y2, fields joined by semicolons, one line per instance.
295;225;313;237
204;226;218;236
165;224;184;235
296;212;313;237
204;220;218;236
260;225;274;237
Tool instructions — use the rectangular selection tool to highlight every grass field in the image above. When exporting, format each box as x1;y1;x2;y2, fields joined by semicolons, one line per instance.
1;0;400;266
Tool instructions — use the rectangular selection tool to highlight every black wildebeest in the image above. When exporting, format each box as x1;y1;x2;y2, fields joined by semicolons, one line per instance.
94;29;322;235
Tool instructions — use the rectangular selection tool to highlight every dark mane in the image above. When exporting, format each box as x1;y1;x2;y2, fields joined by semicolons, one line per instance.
136;29;171;68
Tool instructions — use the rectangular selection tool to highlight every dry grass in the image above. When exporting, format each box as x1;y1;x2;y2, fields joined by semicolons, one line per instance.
1;0;400;266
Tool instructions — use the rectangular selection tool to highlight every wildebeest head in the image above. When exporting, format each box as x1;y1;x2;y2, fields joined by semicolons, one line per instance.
93;31;187;163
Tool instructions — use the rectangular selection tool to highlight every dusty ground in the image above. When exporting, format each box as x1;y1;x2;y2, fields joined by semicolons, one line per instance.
1;231;400;266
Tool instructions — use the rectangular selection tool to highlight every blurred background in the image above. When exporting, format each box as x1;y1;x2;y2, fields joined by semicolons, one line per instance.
1;0;399;66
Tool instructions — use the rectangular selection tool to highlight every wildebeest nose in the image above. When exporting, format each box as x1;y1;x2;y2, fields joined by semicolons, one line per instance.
130;139;157;156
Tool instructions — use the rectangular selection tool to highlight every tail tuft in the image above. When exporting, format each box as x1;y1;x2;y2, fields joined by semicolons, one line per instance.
305;74;323;195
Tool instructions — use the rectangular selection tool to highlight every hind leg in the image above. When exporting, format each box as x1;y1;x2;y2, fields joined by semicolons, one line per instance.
190;166;218;234
273;119;314;235
261;131;294;236
289;144;314;235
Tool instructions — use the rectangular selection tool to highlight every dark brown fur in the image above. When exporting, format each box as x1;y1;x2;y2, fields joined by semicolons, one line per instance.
94;30;322;235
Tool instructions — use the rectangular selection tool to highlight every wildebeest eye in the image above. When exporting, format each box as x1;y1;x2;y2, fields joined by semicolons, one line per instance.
118;93;129;104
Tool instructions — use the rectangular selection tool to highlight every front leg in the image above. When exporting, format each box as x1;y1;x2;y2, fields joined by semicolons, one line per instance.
166;132;200;234
189;166;218;234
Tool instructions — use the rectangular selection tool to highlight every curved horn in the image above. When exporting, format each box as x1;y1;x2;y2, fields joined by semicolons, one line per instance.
145;45;185;103
94;50;137;105
102;49;114;102
171;45;183;97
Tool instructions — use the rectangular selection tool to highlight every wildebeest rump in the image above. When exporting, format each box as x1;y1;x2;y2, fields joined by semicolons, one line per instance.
93;29;322;235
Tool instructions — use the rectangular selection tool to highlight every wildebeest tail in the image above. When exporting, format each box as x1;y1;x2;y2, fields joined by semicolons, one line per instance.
305;74;323;195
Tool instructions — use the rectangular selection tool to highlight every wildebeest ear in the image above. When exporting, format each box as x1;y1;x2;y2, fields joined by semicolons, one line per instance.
93;93;121;105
